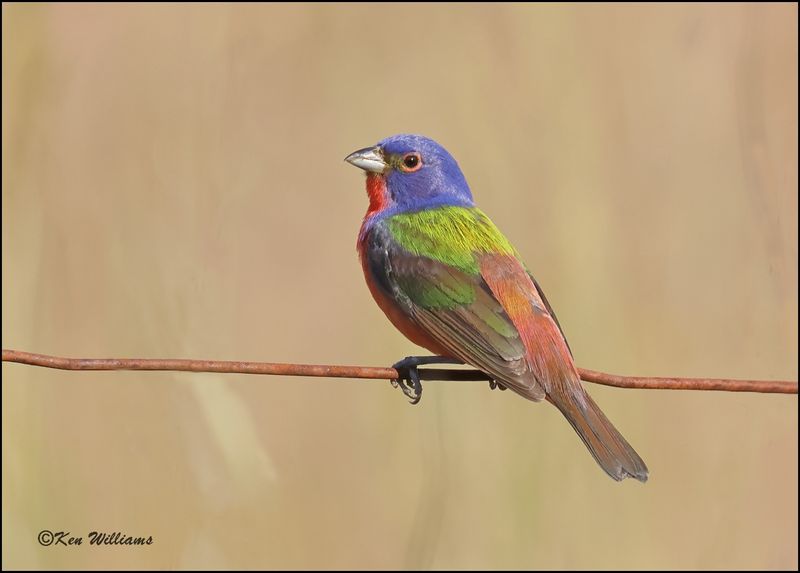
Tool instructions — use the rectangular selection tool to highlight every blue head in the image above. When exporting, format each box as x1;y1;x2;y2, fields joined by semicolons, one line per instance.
345;134;474;217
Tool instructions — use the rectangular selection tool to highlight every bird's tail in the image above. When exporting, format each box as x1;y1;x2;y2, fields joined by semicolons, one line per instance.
547;387;648;482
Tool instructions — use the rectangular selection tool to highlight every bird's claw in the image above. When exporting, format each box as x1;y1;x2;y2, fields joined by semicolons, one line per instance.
391;371;423;405
488;379;507;391
390;355;465;405
391;357;426;405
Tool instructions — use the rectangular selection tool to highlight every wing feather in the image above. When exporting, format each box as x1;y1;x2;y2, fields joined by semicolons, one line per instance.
365;224;547;400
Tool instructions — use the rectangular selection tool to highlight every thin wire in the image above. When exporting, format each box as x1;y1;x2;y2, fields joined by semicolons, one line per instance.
2;349;796;394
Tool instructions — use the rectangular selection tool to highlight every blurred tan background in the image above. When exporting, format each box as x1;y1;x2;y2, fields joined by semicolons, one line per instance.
2;3;797;570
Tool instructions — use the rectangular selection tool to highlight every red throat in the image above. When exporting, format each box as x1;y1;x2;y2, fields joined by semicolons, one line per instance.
365;173;389;218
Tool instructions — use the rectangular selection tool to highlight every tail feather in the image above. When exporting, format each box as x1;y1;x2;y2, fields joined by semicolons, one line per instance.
548;390;649;482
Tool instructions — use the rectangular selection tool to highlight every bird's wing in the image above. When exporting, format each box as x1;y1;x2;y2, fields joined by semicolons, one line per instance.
365;207;580;401
476;252;580;398
380;245;547;400
528;272;573;358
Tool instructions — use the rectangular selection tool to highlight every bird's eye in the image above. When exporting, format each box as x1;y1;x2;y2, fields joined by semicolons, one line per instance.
401;153;422;172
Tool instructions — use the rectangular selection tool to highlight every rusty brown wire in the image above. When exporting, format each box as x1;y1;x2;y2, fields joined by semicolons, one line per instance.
1;349;796;394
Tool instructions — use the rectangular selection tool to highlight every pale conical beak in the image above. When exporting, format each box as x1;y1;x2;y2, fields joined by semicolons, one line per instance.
344;146;387;174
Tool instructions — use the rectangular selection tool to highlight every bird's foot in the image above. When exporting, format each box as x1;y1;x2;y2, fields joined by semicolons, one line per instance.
391;370;423;405
391;356;463;405
488;379;507;391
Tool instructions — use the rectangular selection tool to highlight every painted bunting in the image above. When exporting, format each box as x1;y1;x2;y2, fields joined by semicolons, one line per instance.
346;134;648;482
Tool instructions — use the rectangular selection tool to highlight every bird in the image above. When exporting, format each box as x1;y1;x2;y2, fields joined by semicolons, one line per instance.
345;134;648;482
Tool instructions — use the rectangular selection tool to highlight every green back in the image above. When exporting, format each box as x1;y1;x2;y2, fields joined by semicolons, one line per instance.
386;206;517;276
